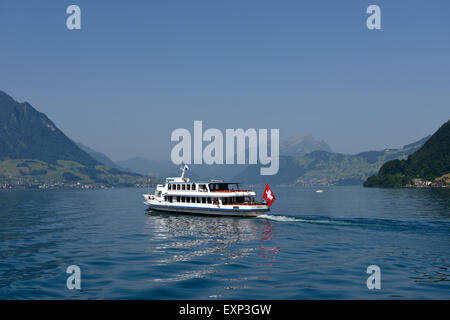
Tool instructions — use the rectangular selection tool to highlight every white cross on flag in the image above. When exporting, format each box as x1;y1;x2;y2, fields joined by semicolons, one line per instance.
263;183;276;207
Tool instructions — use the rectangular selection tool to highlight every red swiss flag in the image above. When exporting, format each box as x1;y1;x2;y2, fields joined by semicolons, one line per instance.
262;183;276;207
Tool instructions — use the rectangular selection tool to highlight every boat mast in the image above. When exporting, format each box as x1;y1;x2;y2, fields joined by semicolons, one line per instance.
180;163;188;181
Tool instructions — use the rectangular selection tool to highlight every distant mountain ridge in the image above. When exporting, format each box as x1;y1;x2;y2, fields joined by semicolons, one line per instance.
364;119;450;187
76;142;125;170
116;157;180;177
117;134;334;180
280;135;332;157
115;133;429;186
234;136;429;186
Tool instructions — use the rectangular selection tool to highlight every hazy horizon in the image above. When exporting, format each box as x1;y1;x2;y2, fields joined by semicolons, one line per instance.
1;1;449;161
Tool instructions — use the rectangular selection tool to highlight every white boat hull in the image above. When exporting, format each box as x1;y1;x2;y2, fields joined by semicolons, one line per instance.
144;200;269;217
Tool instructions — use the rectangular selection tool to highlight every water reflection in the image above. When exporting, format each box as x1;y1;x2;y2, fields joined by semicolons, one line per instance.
258;220;280;267
145;210;261;238
143;210;277;284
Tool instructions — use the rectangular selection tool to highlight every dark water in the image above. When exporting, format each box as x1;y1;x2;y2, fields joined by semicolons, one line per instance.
0;186;449;299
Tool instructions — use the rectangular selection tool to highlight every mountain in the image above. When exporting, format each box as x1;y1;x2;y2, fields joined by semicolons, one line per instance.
234;136;429;186
0;91;98;166
0;91;145;188
364;120;450;187
76;142;124;170
280;135;332;157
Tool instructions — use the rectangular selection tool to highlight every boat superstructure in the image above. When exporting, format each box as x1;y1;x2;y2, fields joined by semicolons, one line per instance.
143;165;269;217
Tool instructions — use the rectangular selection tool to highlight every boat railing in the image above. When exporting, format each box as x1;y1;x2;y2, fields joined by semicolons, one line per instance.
224;202;265;206
211;190;251;193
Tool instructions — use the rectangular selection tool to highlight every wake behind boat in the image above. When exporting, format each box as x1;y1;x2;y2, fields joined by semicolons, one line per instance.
143;164;274;217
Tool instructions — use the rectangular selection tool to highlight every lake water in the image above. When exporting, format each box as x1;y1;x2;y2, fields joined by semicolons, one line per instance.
0;186;449;299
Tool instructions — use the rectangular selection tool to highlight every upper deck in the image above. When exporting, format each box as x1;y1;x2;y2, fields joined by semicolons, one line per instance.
162;181;255;197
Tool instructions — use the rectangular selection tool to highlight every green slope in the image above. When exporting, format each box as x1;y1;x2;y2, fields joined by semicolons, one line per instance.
364;119;450;187
0;159;145;188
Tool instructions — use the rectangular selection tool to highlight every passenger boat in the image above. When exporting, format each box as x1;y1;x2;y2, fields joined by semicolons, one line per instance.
143;164;271;217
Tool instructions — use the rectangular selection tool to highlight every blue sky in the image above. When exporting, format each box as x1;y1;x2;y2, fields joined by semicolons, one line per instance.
1;0;449;161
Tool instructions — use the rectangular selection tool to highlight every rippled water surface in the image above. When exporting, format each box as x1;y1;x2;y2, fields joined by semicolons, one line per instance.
0;186;449;299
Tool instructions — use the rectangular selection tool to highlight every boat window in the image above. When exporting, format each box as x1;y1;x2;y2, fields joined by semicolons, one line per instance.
181;184;185;190
177;184;180;190
214;183;229;191
207;198;212;204
192;184;196;190
202;197;206;203
230;183;239;190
